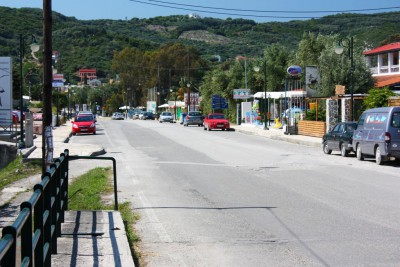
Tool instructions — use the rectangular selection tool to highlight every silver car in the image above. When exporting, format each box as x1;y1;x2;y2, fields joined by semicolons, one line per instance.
183;111;204;127
159;112;174;123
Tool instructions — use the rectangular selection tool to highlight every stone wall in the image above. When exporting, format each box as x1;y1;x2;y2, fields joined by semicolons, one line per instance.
0;141;17;169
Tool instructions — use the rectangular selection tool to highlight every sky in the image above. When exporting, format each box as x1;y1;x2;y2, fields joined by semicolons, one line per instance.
2;0;400;23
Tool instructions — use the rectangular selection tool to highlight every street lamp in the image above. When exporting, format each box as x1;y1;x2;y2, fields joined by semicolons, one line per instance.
254;59;269;130
335;36;354;121
19;34;39;148
126;88;131;119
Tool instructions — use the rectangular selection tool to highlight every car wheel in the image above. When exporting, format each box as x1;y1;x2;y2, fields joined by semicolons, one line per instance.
375;146;384;165
356;145;364;161
159;120;162;123
203;125;207;130
93;132;96;135
323;142;332;155
72;132;76;136
340;144;348;157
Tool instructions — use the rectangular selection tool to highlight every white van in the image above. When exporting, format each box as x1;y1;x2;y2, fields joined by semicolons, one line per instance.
353;106;400;165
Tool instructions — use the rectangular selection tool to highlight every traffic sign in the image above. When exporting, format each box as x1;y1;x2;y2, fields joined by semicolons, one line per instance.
212;95;228;109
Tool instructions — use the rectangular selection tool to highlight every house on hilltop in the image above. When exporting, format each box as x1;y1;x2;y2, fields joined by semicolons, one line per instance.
77;69;97;84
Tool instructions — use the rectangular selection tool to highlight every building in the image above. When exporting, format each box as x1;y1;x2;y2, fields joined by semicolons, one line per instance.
363;43;400;89
77;69;97;83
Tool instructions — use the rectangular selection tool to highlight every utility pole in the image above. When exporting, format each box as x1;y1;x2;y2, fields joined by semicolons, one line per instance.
187;47;190;112
42;0;53;174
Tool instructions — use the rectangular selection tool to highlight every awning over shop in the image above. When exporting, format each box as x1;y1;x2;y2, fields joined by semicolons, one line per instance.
158;103;169;108
374;74;400;88
254;90;306;99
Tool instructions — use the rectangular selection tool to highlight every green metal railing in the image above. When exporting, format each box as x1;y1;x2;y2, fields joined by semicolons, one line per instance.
0;149;118;266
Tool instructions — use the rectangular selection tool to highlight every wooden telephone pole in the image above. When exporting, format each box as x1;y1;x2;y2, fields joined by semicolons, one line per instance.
42;0;53;174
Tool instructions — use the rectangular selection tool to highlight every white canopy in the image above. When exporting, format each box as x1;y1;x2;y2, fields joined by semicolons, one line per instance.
158;103;170;108
254;91;306;99
119;106;130;110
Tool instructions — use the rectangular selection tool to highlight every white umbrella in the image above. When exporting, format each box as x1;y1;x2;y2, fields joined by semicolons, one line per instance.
119;106;130;110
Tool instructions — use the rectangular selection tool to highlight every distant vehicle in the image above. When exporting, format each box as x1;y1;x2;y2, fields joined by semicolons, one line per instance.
183;111;203;127
71;115;96;135
353;106;400;165
159;112;174;123
132;110;143;120
112;112;125;120
322;121;357;157
203;113;230;131
140;112;155;120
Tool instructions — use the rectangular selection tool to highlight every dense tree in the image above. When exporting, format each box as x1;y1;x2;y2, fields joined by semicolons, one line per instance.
363;88;396;109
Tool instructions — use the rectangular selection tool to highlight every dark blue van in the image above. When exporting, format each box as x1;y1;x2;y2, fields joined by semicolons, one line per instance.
353;106;400;165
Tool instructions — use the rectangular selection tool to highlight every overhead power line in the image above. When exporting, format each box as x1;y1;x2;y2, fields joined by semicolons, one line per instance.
129;0;400;19
146;0;400;14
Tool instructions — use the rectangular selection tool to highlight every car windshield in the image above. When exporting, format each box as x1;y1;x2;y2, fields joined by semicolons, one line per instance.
163;112;172;116
189;112;201;116
210;114;225;119
75;116;94;122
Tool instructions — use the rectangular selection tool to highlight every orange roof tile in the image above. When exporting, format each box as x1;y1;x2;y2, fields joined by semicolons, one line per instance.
363;43;400;55
374;74;400;87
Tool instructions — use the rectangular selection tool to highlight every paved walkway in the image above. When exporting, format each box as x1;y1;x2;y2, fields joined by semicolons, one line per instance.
1;119;321;266
231;123;321;148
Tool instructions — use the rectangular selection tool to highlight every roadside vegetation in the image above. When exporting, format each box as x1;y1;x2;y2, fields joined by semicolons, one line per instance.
0;155;41;191
68;167;141;265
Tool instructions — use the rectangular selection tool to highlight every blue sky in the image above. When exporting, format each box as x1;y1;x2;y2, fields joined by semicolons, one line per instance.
2;0;400;22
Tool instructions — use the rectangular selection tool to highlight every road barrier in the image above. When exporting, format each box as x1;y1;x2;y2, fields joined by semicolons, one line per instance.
0;149;118;266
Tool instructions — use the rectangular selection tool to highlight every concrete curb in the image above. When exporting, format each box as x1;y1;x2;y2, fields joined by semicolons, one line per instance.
233;126;321;148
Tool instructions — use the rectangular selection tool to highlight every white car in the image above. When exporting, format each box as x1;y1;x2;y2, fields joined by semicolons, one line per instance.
112;112;125;120
159;112;174;123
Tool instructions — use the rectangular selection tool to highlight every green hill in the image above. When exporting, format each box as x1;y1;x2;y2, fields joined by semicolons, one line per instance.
1;6;400;83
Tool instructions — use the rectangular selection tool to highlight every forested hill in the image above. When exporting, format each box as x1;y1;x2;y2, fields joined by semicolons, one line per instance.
1;6;399;81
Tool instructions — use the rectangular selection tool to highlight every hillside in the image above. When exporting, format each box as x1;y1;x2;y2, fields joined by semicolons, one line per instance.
1;6;400;83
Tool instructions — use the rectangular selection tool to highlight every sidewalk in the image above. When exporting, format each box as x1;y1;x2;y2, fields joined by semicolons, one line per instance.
1;123;135;267
231;123;322;148
21;123;105;160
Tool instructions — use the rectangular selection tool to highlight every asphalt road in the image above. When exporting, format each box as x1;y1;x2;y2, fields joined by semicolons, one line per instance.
70;118;400;266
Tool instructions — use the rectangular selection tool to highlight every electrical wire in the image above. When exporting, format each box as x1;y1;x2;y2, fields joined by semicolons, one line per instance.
129;0;400;19
145;0;400;14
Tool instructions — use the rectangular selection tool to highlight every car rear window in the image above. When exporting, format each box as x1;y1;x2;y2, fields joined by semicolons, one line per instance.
391;112;400;128
189;112;201;116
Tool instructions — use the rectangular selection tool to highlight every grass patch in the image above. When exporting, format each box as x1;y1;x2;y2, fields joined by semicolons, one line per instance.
68;167;141;265
0;155;41;191
68;167;113;210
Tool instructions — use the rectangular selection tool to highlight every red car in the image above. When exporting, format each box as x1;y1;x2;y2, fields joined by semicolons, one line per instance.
71;115;96;135
203;113;230;131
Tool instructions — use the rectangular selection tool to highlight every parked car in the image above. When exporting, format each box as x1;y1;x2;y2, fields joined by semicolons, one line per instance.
203;113;230;131
71;115;96;135
353;106;400;165
140;112;155;120
322;121;357;157
159;112;174;123
183;111;204;127
112;112;125;120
